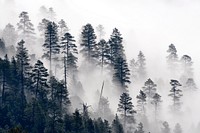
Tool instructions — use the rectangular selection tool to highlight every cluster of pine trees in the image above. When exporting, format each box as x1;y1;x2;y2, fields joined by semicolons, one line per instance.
0;6;198;133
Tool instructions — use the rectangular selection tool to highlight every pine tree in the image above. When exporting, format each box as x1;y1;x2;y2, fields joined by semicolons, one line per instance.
180;55;193;83
130;58;138;82
167;44;179;77
43;21;60;75
137;51;146;81
98;96;113;120
80;23;97;63
173;123;182;133
72;109;84;133
136;90;146;114
118;92;136;128
184;78;197;91
2;23;18;46
0;55;10;106
48;7;56;21
58;19;69;37
111;114;124;133
16;40;31;110
134;122;145;133
61;31;78;84
168;80;182;111
151;93;162;121
96;24;105;41
49;76;70;112
113;56;131;90
142;78;157;100
108;28;124;65
38;18;50;36
161;121;171;133
0;39;6;56
17;11;35;40
47;76;70;133
96;39;110;72
31;60;49;100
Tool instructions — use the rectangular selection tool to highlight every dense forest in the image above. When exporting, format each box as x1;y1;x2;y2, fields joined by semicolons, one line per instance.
0;3;200;133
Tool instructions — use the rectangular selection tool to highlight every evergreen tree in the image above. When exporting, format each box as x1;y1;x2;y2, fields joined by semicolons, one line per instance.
111;114;124;133
180;55;193;83
43;21;60;75
48;7;56;21
184;78;197;91
108;28;124;65
72;109;84;133
96;39;110;72
134;122;145;133
38;18;50;36
118;92;136;128
0;55;10;106
17;11;35;40
161;121;171;133
47;76;70;133
31;60;49;100
58;19;69;37
130;58;138;82
136;90;146;114
151;93;162;121
16;40;31;110
80;23;97;63
61;31;78;84
137;51;146;81
96;24;105;41
168;80;182;111
2;23;18;46
167;44;179;77
113;56;131;90
173;123;182;133
142;78;157;100
0;39;6;55
98;96;113;120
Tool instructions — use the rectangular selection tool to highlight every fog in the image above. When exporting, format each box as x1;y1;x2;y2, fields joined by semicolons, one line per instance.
1;0;200;132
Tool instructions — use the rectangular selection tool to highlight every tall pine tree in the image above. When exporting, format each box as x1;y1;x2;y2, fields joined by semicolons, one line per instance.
43;21;60;75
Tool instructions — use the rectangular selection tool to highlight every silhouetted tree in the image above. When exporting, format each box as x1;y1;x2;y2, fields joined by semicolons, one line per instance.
168;80;182;111
136;90;146;114
16;40;31;109
111;114;124;133
31;60;49;100
96;39;110;72
142;78;157;100
108;28;124;65
180;55;193;83
43;22;60;75
113;57;131;90
167;44;179;77
118;92;136;128
80;23;97;63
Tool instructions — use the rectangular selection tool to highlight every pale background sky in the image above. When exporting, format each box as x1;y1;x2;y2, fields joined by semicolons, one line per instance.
1;0;200;80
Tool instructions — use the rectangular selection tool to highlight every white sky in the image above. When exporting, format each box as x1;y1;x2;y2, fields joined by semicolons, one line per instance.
1;0;200;80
